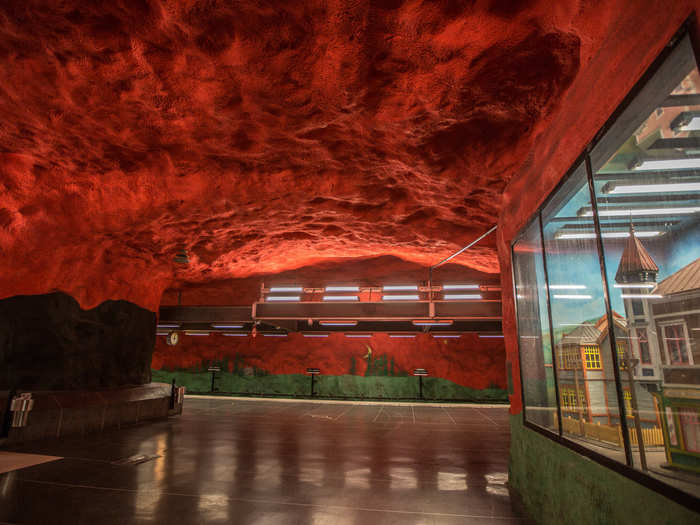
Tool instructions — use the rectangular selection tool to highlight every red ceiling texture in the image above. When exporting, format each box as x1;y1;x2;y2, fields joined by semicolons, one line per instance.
0;0;588;311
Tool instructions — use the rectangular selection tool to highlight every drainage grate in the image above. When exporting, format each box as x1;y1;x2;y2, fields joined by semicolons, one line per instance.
111;454;161;466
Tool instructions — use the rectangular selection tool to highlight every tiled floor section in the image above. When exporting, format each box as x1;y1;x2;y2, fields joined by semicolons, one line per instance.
0;398;529;524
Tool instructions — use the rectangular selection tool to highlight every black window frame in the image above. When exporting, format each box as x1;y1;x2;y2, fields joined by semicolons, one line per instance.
510;16;700;512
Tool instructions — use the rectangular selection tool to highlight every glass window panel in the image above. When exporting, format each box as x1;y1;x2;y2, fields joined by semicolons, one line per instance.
591;34;700;496
541;163;628;464
513;219;558;432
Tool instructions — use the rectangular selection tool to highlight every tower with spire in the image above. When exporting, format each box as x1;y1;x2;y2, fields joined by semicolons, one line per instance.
614;223;661;382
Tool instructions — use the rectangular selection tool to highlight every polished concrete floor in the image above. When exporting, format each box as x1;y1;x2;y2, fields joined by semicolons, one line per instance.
0;397;529;524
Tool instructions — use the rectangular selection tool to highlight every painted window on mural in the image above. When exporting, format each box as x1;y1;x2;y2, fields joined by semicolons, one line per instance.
662;324;691;365
513;33;700;497
636;328;651;364
584;346;602;370
679;409;700;453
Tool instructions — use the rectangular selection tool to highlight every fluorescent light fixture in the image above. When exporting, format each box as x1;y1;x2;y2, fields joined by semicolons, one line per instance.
322;295;359;301
632;158;700;171
603;182;700;194
432;334;461;339
269;286;303;292
319;320;358;326
390;334;417;338
553;294;593;300
302;333;329;338
579;206;700;217
325;286;360;292
157;323;180;328
614;283;655;289
549;285;586;290
223;333;248;337
185;331;210;336
412;320;453;326
345;334;372;338
556;231;661;239
479;334;504;338
383;285;418;291
620;294;663;299
675;116;700;131
262;333;288;337
442;284;480;290
211;324;243;329
383;294;420;300
266;296;301;301
443;294;482;300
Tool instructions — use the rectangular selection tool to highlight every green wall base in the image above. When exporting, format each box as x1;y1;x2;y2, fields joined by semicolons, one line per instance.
509;415;698;525
152;370;508;402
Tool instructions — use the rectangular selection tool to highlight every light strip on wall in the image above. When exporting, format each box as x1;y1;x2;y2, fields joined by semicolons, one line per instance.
325;286;360;292
269;286;303;292
620;294;663;299
383;294;420;300
552;294;593;300
262;333;288;337
266;296;301;301
223;333;248;337
185;332;210;336
390;334;416;338
156;332;168;336
549;285;586;290
479;335;504;338
443;294;482;300
322;295;359;301
302;333;329;338
613;283;656;289
383;285;418;291
556;231;661;239
211;324;243;329
632;158;700;171
345;334;372;338
157;323;180;328
579;206;700;217
442;284;480;290
412;320;453;326
603;182;700;194
432;334;461;338
319;320;358;326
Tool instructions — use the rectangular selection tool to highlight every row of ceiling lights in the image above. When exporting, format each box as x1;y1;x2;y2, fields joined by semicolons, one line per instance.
264;283;485;302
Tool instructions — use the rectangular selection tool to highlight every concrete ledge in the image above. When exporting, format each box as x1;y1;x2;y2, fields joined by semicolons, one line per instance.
0;383;180;445
188;394;509;408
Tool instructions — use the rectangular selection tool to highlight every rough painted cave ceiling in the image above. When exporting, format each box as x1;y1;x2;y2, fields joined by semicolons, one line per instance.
0;0;629;311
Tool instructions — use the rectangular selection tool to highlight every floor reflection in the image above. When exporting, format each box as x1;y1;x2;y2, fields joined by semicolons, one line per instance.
0;399;525;524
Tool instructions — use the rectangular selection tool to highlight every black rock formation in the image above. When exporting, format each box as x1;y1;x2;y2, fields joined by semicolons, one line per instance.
0;292;155;390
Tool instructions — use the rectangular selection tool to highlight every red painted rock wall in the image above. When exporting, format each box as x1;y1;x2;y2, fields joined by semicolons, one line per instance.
497;3;700;415
0;0;587;311
152;332;506;390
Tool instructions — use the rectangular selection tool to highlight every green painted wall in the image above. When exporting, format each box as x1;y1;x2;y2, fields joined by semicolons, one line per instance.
152;369;507;402
509;415;698;525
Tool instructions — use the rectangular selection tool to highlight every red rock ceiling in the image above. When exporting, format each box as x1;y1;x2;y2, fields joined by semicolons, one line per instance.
0;0;590;310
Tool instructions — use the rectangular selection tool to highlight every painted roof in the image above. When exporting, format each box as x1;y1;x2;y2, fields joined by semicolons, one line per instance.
656;257;700;296
559;313;627;345
615;225;659;282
